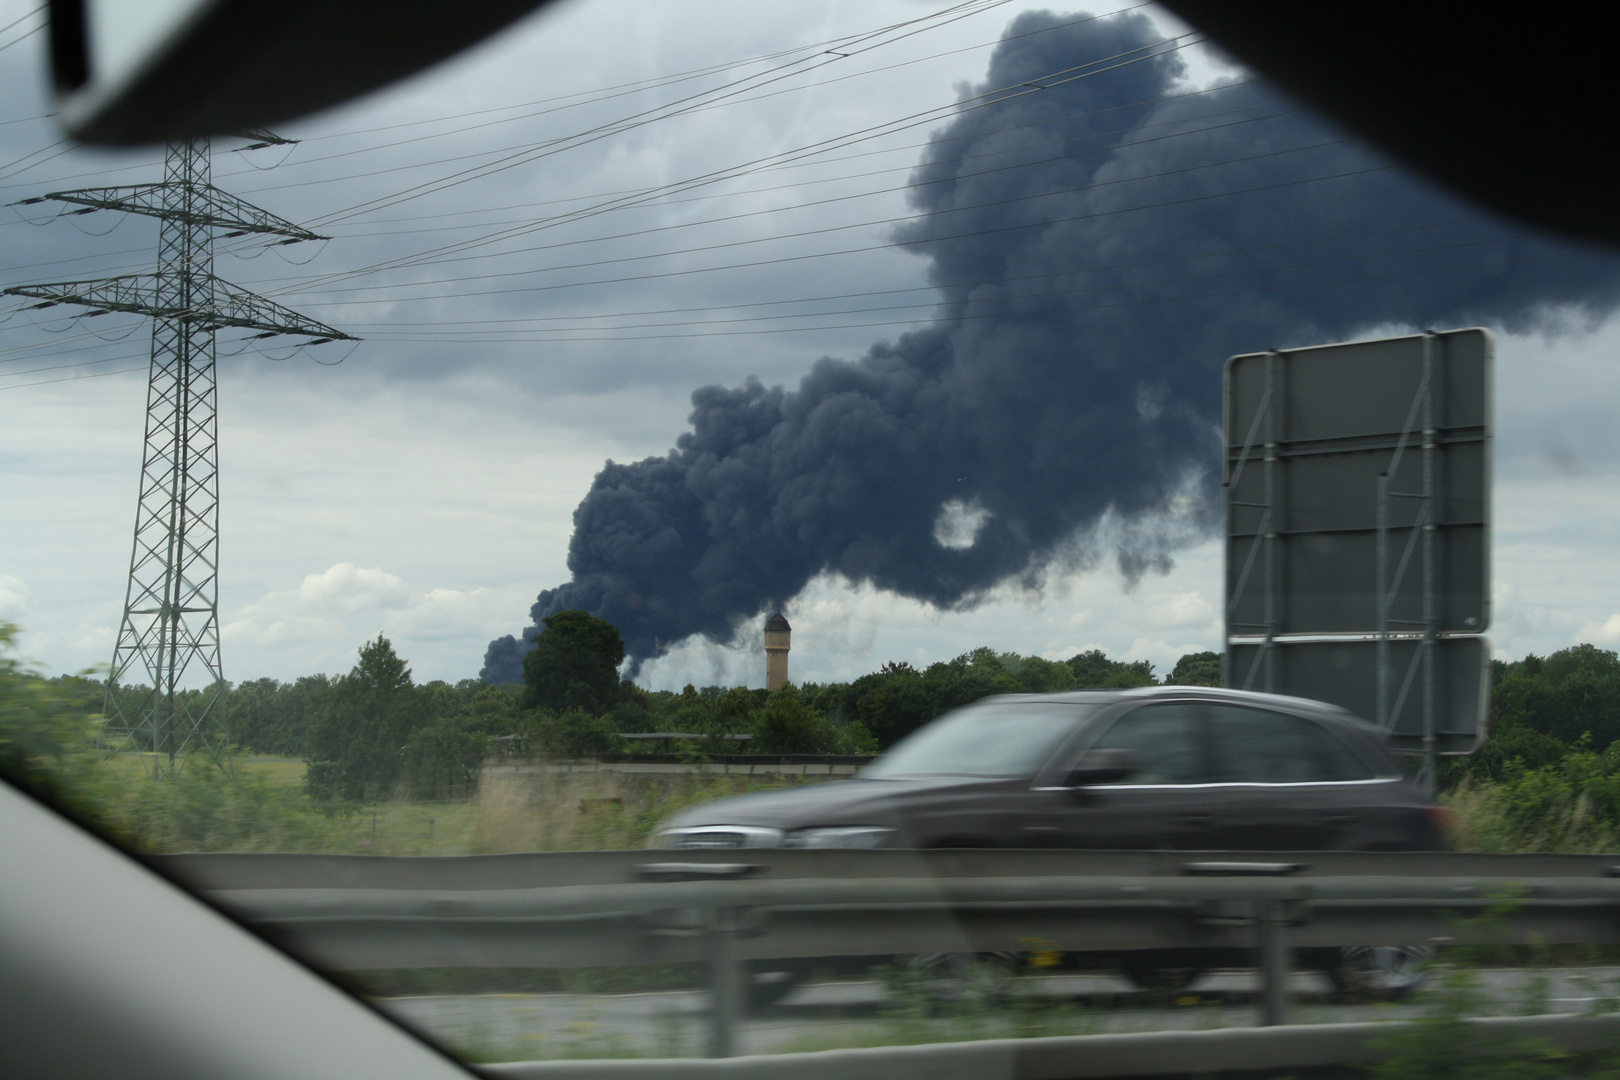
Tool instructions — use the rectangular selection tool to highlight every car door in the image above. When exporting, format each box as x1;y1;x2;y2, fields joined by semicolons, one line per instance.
1021;701;1221;849
1204;704;1377;849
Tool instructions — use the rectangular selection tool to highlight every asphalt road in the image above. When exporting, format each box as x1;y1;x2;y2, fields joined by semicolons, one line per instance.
375;966;1620;1062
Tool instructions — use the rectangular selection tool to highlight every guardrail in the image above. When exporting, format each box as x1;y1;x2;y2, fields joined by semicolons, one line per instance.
158;848;1620;1064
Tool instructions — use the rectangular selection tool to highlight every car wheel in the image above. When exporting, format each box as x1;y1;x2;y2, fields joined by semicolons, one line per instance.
1120;953;1205;993
748;968;806;1009
904;952;1019;1004
1325;946;1432;1000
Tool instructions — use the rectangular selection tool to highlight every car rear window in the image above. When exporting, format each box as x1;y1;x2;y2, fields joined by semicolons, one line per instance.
1206;705;1378;782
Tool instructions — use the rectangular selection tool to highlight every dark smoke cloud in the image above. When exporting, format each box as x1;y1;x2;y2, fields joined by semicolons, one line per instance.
483;9;1620;682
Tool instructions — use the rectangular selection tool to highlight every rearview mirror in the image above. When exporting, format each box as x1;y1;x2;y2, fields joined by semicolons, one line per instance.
1062;748;1137;787
49;0;565;144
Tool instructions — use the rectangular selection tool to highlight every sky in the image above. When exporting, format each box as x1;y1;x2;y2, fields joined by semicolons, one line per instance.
3;0;1620;691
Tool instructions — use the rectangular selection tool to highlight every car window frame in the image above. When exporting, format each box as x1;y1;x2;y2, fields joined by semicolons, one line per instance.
1034;696;1404;790
1200;703;1401;787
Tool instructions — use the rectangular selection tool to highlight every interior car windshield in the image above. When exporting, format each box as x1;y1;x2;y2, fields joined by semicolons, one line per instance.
862;702;1096;778
6;1;1620;1077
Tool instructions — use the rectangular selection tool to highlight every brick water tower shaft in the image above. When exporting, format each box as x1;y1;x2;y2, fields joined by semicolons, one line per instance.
764;612;791;691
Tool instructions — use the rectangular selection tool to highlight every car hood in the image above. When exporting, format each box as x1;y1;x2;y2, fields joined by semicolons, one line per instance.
660;775;1004;835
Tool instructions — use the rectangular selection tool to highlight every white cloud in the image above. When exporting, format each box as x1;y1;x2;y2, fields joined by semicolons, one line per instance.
294;563;410;614
1142;591;1214;632
636;541;1228;691
1581;614;1620;646
933;499;991;550
220;563;531;681
0;574;26;622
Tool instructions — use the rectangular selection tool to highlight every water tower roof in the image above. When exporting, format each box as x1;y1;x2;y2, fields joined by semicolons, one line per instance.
764;611;791;632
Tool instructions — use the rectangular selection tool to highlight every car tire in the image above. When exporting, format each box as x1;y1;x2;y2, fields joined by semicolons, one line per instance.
748;967;806;1009
1120;953;1205;993
904;952;1020;1004
1324;946;1432;1000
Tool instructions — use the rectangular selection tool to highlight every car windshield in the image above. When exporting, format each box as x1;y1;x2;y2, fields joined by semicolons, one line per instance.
4;1;1618;1077
863;702;1095;778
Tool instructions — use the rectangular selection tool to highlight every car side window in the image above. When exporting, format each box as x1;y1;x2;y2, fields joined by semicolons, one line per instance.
1206;705;1375;783
1084;703;1209;784
1307;724;1382;781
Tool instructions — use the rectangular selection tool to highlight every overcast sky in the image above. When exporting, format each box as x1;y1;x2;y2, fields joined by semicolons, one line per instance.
4;0;1620;691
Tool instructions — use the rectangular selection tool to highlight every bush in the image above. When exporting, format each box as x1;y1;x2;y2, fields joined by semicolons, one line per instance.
522;706;628;756
1444;745;1620;853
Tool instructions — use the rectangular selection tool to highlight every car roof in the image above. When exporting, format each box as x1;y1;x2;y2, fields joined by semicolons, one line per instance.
975;684;1364;721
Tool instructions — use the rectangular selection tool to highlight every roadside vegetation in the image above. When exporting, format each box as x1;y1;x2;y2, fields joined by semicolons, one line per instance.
12;612;1620;858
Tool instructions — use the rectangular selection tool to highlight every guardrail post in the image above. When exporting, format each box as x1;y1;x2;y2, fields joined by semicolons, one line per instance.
1257;899;1290;1026
705;907;745;1057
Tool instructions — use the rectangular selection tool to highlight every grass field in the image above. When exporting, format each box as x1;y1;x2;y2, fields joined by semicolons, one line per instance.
91;754;810;856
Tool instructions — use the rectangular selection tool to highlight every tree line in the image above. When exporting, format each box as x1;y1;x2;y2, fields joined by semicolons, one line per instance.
20;611;1221;804
16;612;1620;851
44;607;1620;834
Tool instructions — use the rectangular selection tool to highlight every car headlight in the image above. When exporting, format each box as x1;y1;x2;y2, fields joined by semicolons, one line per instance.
654;825;785;849
783;826;894;849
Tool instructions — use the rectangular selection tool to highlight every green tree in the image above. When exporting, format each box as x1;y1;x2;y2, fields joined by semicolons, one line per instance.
751;684;842;754
305;635;424;802
1067;648;1156;688
848;662;934;748
1003;653;1077;693
401;721;488;800
1492;645;1620;747
521;610;626;715
227;674;332;757
0;624;108;813
522;706;628;756
1166;651;1223;687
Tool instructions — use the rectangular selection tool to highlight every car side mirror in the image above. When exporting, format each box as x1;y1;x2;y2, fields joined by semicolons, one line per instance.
1062;748;1138;787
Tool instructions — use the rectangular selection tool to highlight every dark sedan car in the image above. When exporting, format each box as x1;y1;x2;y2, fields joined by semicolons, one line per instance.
657;685;1449;997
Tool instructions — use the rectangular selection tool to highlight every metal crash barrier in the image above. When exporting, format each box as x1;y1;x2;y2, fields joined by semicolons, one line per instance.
158;848;1620;1065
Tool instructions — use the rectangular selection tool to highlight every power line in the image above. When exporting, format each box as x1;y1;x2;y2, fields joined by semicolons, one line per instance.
0;358;152;392
283;160;1394;307
356;115;1323;274
310;100;1295;243
4;217;1493;367
265;1;1122;152
0;2;1020;199
332;218;1494;330
268;33;1206;298
1;10;1205;298
3;86;1279;294
356;249;1598;345
0;140;72;183
354;230;1546;339
219;81;1264;229
298;0;1031;229
213;0;1038;176
0;3;43;53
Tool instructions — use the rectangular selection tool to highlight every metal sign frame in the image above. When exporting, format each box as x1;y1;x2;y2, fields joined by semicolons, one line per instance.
1223;329;1493;783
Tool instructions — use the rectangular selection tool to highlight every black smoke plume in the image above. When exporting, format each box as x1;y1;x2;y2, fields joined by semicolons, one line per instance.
484;9;1620;682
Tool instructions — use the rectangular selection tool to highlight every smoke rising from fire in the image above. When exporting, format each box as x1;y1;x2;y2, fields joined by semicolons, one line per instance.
484;9;1620;680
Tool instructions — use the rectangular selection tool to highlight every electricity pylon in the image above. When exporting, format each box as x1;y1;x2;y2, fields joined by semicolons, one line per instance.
3;138;355;775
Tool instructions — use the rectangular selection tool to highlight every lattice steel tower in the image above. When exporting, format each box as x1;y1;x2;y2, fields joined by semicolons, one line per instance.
4;138;354;774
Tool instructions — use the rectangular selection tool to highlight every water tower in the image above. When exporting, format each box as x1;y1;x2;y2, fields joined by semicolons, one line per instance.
764;612;791;691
